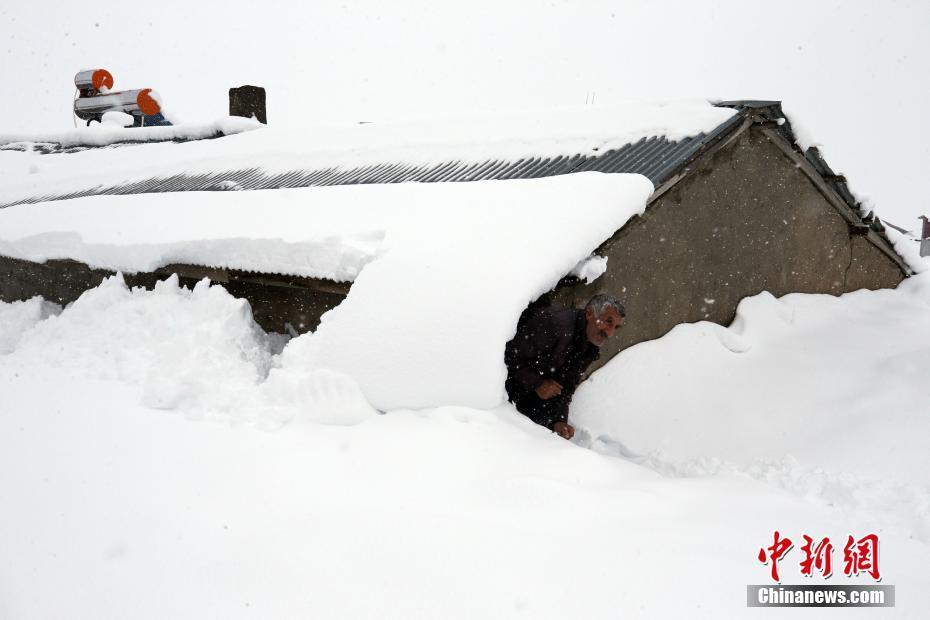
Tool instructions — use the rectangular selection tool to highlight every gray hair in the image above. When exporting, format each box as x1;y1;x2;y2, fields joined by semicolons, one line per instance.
585;294;625;317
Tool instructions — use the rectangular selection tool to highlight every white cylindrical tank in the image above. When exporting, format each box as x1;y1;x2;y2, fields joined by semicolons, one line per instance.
73;89;161;120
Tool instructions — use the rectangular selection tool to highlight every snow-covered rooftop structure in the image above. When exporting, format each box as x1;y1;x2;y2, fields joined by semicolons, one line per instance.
0;99;913;407
0;99;732;208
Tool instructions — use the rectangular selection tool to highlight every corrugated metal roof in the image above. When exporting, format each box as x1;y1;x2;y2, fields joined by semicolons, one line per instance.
0;100;911;276
0;108;747;209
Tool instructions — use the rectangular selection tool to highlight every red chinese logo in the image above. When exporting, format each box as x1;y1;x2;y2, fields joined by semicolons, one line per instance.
757;531;793;582
800;535;833;578
758;532;880;581
843;534;881;581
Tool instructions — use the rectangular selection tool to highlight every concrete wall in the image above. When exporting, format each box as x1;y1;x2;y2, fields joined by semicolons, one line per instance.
0;256;347;334
543;126;906;373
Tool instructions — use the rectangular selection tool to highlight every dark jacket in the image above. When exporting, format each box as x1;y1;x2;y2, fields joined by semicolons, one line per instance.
504;307;600;429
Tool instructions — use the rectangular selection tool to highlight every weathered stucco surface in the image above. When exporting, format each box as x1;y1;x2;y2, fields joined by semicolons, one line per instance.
543;127;906;373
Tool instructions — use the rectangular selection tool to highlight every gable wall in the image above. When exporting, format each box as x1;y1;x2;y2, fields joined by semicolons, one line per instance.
543;126;906;373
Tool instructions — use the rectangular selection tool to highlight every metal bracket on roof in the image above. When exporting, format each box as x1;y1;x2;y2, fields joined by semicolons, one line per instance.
715;100;797;146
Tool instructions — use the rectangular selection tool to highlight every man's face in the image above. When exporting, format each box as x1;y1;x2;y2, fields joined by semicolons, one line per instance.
585;306;623;346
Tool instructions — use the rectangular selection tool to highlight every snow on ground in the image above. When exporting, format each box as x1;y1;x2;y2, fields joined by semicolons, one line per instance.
0;100;733;207
10;275;275;414
0;172;926;617
1;271;929;618
0;297;60;354
574;273;930;544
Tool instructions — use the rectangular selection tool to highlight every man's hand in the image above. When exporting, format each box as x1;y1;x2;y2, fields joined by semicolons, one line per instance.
551;421;575;440
535;379;563;400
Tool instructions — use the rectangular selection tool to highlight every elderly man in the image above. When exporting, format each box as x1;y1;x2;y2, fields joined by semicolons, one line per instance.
504;294;625;439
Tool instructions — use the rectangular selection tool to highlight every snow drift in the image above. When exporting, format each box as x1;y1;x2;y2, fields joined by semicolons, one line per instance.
11;274;274;414
277;173;652;410
1;268;930;619
573;270;930;543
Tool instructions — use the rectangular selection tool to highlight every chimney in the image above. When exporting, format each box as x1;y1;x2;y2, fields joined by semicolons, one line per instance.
229;85;267;124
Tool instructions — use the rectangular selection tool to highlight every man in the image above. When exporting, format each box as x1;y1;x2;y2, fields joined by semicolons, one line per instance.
504;294;625;439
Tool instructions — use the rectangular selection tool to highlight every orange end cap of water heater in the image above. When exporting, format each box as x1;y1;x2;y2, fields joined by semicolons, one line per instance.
137;89;161;116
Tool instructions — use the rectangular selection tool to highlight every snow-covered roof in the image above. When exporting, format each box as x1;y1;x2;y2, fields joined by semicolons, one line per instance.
0;116;260;153
0;173;654;410
0;100;736;209
1;98;911;409
0;172;647;279
1;99;913;279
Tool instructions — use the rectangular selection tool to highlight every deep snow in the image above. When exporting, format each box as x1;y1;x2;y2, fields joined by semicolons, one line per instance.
574;277;930;544
1;267;929;618
3;2;929;615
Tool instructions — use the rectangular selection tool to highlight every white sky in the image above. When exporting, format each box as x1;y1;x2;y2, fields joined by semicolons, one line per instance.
3;0;929;226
